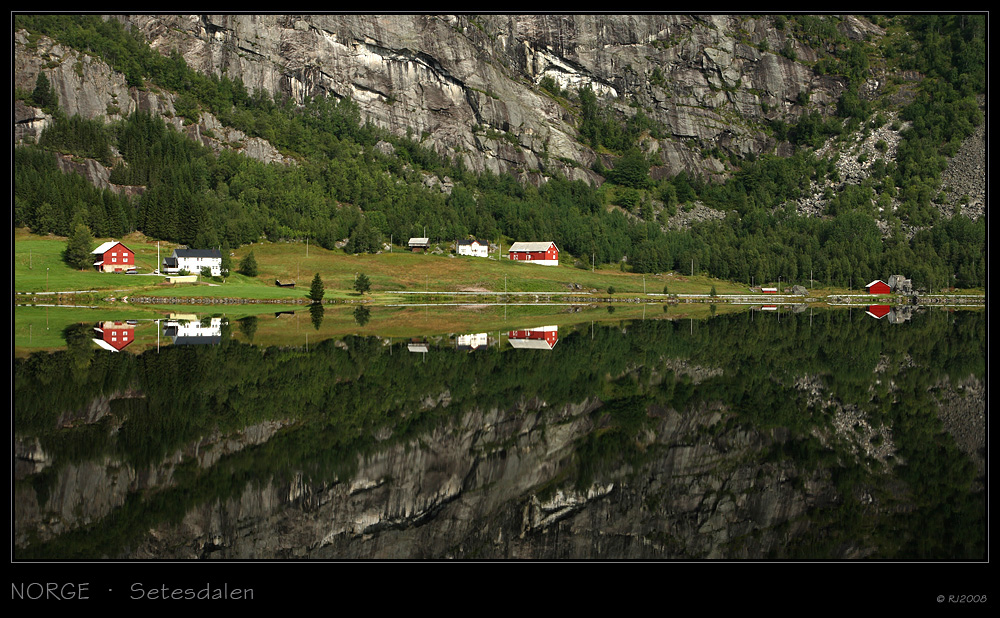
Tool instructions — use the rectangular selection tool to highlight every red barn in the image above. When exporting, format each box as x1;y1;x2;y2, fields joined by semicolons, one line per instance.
866;305;892;320
91;241;135;273
508;242;559;266
761;287;778;294
507;325;559;350
865;280;891;295
92;321;135;352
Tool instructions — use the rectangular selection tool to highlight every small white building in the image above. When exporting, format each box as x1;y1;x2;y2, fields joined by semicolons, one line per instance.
163;248;223;276
408;237;430;252
457;240;489;258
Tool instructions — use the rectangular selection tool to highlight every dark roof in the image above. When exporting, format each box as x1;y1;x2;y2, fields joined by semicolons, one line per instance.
163;257;178;267
174;249;222;259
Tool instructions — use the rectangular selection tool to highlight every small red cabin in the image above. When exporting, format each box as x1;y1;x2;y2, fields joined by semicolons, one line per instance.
865;280;891;295
92;241;134;273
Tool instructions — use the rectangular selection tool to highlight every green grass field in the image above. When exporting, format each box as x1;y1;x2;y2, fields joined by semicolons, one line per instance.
16;230;833;301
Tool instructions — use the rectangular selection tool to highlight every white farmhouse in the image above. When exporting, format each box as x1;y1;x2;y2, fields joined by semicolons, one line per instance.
457;239;489;258
163;248;223;276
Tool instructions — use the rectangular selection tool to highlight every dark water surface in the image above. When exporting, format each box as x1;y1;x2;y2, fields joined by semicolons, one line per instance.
13;305;985;561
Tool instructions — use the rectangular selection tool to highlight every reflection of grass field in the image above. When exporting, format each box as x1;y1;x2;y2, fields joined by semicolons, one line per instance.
14;305;167;354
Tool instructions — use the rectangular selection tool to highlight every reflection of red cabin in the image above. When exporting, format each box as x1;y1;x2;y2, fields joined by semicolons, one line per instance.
92;241;134;273
866;305;891;320
865;280;891;294
507;325;559;350
92;321;135;351
508;242;559;266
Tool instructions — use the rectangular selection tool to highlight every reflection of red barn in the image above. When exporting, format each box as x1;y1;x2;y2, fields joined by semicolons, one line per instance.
508;242;559;266
92;321;136;351
865;305;892;320
91;241;134;273
865;280;891;294
507;325;559;350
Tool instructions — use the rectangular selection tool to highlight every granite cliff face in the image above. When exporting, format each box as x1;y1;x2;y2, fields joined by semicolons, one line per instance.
117;14;859;182
16;14;876;184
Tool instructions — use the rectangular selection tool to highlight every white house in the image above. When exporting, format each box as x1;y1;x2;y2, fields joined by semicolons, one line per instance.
163;248;223;276
457;240;489;258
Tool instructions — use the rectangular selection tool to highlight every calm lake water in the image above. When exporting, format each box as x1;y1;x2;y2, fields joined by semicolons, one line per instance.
13;304;985;560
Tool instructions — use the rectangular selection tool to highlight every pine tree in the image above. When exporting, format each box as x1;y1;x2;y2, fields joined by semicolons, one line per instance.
309;272;325;302
31;72;57;113
239;250;258;277
220;242;232;277
354;272;371;295
64;222;93;270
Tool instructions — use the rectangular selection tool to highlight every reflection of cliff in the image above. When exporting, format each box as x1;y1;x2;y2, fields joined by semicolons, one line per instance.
13;309;986;559
118;397;838;559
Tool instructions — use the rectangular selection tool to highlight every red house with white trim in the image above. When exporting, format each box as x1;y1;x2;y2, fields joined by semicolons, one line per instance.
92;321;136;351
507;325;559;350
92;241;134;273
865;280;891;295
508;242;559;266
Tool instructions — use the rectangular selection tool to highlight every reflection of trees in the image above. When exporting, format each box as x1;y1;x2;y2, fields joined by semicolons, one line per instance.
309;302;325;330
62;323;95;382
353;305;370;326
237;316;257;342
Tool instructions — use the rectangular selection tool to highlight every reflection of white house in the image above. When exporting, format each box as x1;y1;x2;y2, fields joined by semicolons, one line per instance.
163;316;223;345
407;343;429;353
457;240;489;258
456;332;489;350
163;249;223;276
507;325;559;350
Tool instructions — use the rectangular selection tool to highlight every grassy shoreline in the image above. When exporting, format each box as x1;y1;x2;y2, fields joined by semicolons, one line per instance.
21;229;975;304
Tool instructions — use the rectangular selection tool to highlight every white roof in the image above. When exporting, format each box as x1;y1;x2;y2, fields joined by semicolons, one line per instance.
866;280;887;287
507;339;556;350
91;338;120;352
92;241;122;254
408;237;430;244
508;241;557;252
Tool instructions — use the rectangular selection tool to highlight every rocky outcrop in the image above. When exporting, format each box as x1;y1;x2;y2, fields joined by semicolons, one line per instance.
106;14;862;182
13;29;287;166
938;95;987;220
